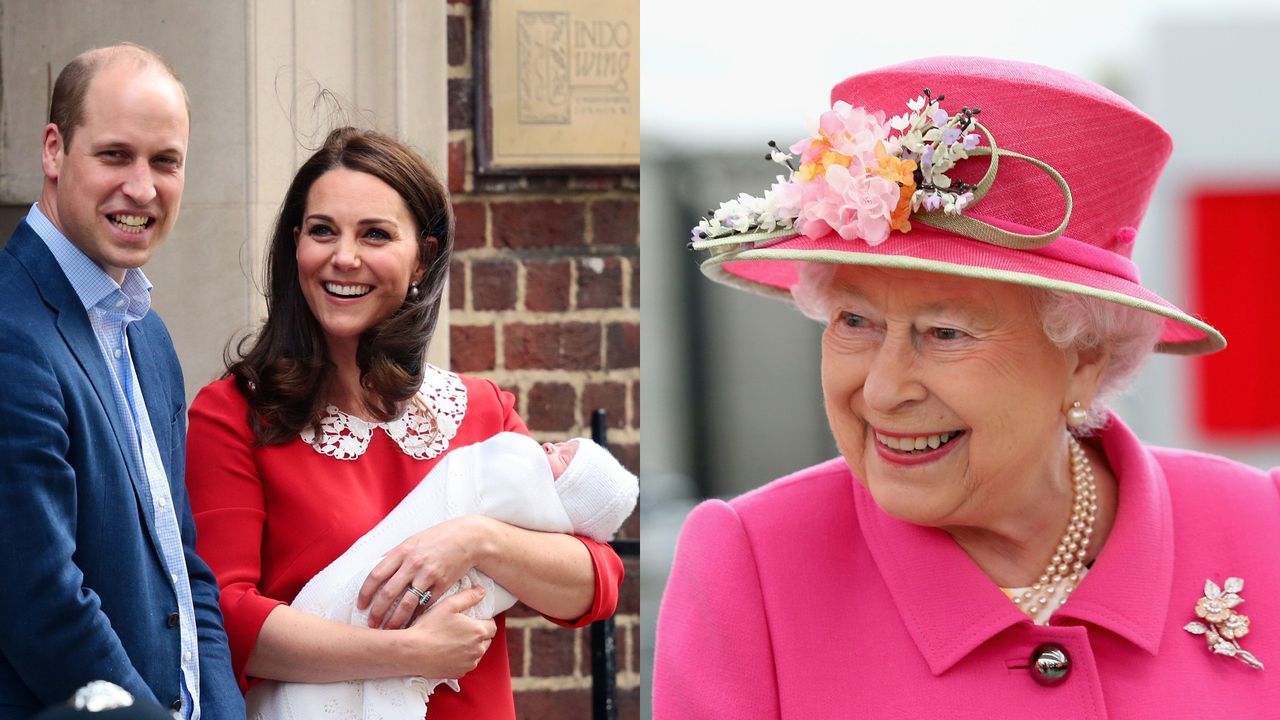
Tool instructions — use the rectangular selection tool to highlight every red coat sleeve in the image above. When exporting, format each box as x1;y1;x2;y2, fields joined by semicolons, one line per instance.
185;380;286;692
546;537;624;628
481;378;625;628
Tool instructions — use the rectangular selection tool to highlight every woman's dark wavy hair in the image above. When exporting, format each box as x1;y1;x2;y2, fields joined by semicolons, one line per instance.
228;127;454;444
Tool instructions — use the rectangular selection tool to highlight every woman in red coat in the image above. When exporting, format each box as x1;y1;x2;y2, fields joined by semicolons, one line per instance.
186;128;622;719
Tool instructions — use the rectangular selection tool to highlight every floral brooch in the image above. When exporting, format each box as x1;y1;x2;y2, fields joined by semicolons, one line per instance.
1184;577;1264;670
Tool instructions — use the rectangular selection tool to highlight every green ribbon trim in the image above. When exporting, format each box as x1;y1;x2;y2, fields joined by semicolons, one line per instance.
689;227;798;255
911;119;1073;250
698;246;1226;356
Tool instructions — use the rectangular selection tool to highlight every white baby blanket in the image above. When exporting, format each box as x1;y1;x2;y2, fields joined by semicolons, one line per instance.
245;432;636;720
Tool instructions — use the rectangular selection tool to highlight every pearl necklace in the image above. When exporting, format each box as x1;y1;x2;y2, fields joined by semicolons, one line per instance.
1012;435;1097;618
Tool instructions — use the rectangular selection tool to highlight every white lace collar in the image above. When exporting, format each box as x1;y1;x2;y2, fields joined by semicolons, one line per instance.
299;364;468;461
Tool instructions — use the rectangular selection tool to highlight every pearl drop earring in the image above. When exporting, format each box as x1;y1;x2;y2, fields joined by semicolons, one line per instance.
408;283;420;299
1066;401;1087;428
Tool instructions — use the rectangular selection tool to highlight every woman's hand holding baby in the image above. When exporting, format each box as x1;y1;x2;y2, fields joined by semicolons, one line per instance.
397;586;496;679
358;515;495;631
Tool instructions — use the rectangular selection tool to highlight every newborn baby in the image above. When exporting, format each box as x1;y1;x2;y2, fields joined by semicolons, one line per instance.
245;432;638;720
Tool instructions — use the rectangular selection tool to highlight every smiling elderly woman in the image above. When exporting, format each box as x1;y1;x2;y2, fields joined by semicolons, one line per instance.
653;58;1280;718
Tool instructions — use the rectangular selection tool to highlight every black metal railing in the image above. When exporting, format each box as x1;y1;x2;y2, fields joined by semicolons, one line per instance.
590;409;638;720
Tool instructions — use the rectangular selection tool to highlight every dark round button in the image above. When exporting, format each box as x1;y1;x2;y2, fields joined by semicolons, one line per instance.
1031;643;1071;686
166;612;180;628
170;698;182;711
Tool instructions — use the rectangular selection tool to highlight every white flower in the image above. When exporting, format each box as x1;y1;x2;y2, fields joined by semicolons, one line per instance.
932;153;957;175
768;175;803;222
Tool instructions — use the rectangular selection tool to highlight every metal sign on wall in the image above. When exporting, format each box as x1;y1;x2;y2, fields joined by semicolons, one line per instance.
478;0;639;172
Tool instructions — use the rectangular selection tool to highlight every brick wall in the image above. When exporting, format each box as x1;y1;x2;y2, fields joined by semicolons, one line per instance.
446;2;640;718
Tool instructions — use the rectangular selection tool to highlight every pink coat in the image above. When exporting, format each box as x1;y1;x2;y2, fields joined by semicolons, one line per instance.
654;416;1280;718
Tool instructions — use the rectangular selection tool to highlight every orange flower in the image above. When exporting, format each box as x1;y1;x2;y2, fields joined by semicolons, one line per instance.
796;142;852;182
889;183;915;234
822;149;852;169
870;141;917;185
870;142;918;233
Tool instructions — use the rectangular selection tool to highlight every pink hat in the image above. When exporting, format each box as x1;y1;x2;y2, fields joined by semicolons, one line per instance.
689;57;1224;355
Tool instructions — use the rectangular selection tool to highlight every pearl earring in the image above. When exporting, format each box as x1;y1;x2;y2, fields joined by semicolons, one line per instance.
408;284;420;300
1066;401;1087;428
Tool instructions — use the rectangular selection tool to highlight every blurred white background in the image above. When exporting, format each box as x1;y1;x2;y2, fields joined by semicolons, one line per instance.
640;1;1280;716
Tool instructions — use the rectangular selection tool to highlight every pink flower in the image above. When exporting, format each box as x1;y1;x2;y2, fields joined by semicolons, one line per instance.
790;136;827;166
822;101;890;166
798;164;898;245
770;177;807;221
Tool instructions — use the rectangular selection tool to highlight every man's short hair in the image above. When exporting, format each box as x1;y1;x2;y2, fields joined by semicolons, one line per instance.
48;42;189;149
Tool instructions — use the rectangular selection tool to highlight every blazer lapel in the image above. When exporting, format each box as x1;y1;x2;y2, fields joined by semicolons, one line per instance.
854;479;1029;675
127;321;173;474
7;223;162;546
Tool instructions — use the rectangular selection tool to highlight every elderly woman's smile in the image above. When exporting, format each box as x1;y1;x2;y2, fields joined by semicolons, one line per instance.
872;427;963;458
817;265;1104;533
875;427;962;461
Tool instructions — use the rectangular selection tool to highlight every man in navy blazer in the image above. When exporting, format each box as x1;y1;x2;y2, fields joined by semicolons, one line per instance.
0;45;242;718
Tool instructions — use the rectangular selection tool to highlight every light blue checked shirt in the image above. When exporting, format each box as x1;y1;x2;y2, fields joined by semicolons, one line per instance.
26;204;202;719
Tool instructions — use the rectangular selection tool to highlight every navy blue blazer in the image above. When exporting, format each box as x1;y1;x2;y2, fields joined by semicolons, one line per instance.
0;221;243;719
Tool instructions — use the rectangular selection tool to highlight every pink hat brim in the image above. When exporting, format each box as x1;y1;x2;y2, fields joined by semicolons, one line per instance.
702;225;1224;355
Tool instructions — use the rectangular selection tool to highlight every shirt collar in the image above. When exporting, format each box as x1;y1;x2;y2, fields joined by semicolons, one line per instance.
854;412;1173;675
26;203;153;318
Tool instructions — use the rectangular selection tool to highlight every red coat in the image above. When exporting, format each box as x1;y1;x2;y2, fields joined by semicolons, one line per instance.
655;415;1280;718
187;372;622;719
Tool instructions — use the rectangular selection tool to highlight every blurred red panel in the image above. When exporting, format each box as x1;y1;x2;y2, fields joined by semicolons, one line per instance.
1191;189;1280;436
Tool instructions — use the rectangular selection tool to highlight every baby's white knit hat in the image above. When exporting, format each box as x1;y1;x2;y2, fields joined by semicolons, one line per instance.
555;439;638;542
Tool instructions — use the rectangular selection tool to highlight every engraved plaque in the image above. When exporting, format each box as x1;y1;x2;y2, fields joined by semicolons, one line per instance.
481;0;639;170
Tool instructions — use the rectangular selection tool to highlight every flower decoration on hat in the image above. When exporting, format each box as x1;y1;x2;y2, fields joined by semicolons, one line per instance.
1184;576;1264;670
692;90;981;248
690;89;1073;254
